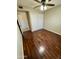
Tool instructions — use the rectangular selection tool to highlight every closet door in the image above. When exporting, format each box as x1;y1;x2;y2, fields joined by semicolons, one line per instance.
17;11;30;33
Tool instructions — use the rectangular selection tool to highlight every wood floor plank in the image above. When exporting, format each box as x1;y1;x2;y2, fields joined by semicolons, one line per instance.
23;29;61;59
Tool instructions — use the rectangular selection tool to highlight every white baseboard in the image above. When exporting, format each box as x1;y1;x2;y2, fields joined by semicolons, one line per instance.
31;28;43;32
31;28;61;35
44;28;61;35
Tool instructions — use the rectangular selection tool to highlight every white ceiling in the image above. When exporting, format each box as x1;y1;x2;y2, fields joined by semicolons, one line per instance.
17;0;61;11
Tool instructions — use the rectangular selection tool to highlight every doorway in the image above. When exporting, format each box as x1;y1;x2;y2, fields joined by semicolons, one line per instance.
17;11;31;33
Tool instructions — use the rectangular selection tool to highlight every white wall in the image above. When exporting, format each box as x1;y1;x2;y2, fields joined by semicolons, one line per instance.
30;11;43;31
17;25;24;59
18;6;61;33
44;5;61;35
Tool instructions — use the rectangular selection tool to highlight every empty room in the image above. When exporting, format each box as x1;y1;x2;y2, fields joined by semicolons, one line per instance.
17;0;61;59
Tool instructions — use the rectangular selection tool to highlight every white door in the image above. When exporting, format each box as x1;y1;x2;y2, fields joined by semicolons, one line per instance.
17;11;30;33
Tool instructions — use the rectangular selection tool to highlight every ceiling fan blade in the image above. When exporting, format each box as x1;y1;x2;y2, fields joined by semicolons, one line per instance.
33;5;41;9
46;4;55;6
18;6;23;9
41;0;46;2
48;0;51;1
34;0;41;3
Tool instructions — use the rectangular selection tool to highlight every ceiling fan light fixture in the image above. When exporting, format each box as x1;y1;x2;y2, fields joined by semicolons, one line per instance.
40;5;44;11
40;5;47;11
44;5;47;10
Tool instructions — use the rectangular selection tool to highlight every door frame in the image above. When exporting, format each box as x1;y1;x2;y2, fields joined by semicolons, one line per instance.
17;20;24;39
17;10;32;32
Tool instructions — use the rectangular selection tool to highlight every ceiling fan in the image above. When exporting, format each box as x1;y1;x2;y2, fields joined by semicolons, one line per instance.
34;0;55;11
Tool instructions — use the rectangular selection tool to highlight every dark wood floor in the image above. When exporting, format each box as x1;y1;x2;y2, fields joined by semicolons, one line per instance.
23;29;61;59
